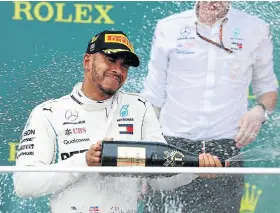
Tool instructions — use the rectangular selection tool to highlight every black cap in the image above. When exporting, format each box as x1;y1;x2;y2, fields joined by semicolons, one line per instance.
86;30;140;67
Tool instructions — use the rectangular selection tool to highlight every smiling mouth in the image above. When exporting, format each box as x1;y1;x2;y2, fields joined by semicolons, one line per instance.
106;75;121;84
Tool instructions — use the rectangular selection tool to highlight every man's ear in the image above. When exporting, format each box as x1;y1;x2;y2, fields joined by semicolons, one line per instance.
83;54;91;71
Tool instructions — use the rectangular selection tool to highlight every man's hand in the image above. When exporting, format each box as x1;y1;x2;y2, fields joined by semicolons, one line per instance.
199;153;226;178
86;137;113;166
234;106;265;148
199;153;222;167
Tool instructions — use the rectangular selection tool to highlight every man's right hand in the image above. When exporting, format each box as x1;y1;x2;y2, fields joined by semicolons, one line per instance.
86;137;113;166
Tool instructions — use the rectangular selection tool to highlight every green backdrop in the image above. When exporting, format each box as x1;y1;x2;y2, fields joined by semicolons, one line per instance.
1;1;280;213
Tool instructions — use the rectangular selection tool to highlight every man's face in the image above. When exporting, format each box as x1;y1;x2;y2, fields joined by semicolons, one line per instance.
84;52;130;96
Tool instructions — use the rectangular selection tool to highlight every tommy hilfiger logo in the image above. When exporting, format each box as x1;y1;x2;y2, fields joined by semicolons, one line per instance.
89;206;100;213
118;124;133;134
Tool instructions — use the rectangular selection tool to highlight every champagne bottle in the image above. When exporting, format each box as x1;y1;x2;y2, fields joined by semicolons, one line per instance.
101;140;224;167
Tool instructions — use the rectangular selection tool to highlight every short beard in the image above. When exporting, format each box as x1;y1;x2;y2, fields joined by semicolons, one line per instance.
91;61;118;97
97;84;117;96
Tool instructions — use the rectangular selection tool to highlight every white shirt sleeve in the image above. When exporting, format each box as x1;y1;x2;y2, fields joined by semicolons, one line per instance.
141;101;198;190
141;101;165;142
13;107;88;198
152;105;161;119
251;23;278;98
142;21;168;108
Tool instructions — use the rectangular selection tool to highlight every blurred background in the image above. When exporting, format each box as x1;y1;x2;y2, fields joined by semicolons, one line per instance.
0;1;280;212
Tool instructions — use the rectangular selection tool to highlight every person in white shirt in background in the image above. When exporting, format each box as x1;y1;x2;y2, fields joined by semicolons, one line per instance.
142;1;278;213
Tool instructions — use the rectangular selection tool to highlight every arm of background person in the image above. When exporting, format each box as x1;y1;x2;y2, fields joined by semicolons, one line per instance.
13;107;88;198
141;20;169;115
251;23;278;112
235;22;278;148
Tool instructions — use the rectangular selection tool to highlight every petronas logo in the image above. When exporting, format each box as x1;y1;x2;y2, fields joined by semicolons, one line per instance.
240;183;263;213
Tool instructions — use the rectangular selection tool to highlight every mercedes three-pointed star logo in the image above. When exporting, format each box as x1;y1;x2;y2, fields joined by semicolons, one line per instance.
180;27;191;37
65;109;78;121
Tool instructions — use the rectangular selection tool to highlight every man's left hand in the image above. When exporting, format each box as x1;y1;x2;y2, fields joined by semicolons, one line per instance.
198;153;226;178
235;106;265;148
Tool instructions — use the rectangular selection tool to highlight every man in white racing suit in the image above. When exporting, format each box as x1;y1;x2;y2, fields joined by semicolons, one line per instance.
13;30;223;213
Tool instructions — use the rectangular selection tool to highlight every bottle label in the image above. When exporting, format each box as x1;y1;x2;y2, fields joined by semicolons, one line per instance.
117;147;146;167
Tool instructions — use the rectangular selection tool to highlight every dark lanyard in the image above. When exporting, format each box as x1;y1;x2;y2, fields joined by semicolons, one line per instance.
195;18;233;54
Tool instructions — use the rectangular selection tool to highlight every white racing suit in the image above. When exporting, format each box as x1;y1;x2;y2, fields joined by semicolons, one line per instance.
13;82;196;213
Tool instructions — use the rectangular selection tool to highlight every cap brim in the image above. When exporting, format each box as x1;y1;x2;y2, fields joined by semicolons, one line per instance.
101;49;140;67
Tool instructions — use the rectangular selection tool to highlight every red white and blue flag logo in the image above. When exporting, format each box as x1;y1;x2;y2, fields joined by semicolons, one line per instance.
119;124;133;134
89;206;99;212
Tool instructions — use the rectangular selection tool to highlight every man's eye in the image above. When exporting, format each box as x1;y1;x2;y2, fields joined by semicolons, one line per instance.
122;64;129;69
108;58;116;63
